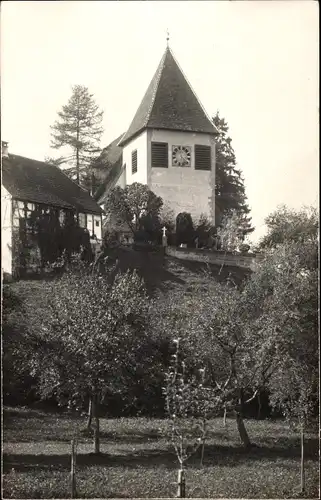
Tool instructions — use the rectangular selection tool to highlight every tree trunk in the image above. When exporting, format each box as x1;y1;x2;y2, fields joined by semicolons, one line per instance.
218;250;228;275
257;391;262;420
235;412;251;448
76;117;80;185
86;396;93;431
200;418;206;467
235;391;251;448
300;421;305;493
76;147;80;185
92;393;100;454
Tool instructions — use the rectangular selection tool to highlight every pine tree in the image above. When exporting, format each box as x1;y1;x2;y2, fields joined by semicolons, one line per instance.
213;111;254;237
50;85;104;191
44;156;66;168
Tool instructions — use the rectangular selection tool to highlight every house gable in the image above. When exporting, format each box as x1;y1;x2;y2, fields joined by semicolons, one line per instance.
2;154;103;215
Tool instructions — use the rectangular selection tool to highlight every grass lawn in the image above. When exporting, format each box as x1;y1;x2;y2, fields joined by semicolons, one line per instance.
2;407;319;498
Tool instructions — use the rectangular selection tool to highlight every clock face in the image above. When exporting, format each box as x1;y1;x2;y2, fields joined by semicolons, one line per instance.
172;145;191;167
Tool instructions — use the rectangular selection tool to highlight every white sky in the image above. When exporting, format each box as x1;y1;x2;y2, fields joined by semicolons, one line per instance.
1;1;319;242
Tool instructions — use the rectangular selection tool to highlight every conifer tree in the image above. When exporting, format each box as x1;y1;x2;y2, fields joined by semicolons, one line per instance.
44;156;65;168
50;85;104;191
213;111;254;237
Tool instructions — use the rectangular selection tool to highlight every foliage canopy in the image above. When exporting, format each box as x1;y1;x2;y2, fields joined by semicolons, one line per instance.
104;183;163;242
213;111;254;237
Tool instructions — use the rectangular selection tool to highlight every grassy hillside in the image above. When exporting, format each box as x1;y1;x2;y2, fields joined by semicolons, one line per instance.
5;247;250;303
98;246;251;294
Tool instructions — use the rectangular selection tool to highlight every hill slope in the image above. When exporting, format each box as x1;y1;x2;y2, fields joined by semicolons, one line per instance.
98;246;251;295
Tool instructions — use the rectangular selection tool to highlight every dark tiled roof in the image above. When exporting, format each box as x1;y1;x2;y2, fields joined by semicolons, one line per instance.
101;133;124;166
2;154;103;215
93;134;124;204
119;47;218;146
96;160;124;205
94;133;124;174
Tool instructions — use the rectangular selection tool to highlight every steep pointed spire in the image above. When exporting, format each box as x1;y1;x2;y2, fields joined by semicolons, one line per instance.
118;46;218;147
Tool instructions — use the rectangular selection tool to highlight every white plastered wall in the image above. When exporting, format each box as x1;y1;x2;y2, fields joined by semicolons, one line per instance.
122;130;148;186
1;185;12;276
148;129;216;223
85;213;102;240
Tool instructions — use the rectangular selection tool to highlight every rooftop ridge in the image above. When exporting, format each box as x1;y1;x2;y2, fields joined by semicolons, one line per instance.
169;48;219;134
119;44;218;147
116;132;126;148
143;48;168;129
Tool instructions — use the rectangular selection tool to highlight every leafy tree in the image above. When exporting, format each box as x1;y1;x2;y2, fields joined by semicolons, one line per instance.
151;285;257;448
216;212;246;253
159;204;176;233
156;205;176;246
254;206;318;392
176;212;195;247
25;207;92;267
104;183;163;241
27;208;61;266
50;85;104;190
259;205;318;249
2;285;36;405
269;359;316;494
258;241;318;394
164;338;220;496
254;234;318;491
245;232;317;402
154;210;318;449
25;259;149;453
192;282;271;448
213;111;254;237
194;214;215;248
195;254;315;447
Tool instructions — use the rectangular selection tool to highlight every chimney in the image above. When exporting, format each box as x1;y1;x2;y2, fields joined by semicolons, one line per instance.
2;141;9;158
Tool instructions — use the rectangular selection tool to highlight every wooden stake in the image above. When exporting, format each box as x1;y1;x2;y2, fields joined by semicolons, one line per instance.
70;439;77;498
92;394;100;454
177;468;186;498
94;423;99;454
200;417;206;467
200;439;205;467
300;421;305;493
223;406;227;428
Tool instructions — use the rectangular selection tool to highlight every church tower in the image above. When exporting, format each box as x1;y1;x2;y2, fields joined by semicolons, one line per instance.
101;43;219;223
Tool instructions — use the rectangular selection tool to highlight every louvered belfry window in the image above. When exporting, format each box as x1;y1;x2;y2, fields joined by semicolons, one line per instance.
151;142;168;168
195;145;211;170
132;149;138;174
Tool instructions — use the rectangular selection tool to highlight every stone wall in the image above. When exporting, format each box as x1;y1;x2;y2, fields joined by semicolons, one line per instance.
165;246;263;271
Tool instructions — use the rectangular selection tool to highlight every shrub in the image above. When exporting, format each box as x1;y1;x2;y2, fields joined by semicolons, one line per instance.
176;212;195;247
